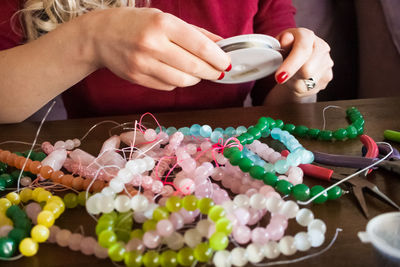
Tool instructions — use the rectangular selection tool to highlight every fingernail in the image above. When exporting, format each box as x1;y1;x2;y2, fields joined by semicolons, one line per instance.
218;72;225;80
225;64;232;72
276;71;288;84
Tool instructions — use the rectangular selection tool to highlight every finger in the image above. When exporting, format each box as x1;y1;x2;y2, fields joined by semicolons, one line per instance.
128;73;177;91
191;25;224;43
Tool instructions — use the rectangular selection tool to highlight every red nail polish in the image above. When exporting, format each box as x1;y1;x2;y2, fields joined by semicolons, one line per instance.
218;72;225;80
276;71;288;84
225;64;232;72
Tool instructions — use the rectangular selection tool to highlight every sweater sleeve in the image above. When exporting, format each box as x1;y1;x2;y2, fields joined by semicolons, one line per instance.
0;0;23;50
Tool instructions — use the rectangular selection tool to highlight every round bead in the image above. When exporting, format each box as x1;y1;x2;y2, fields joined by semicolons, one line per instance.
296;208;314;227
310;185;328;204
307;219;327;234
177;247;195;266
209;232;229;251
124;250;143;267
213;250;231;267
143;231;161;249
262;172;278;186
19;188;33;203
184;229;202;248
37;211;55;227
262;241;280;259
98;230;117;248
193;242;213;262
131;194;149;212
142;250;160;267
19;238;38;257
294;232;311;251
230;247;248;267
182;195;198;211
108;242;126;262
63;193;78;209
0;237;16;258
266;197;283;213
6;192;20;205
278;236;296;256
68;233;83;251
165;196;182;212
249;193;266;210
333;128;348;140
275;179;293;195
114;195;131;212
280;200;299;219
291;184;310;201
56;229;71;247
160;250;178;267
208;205;226;222
246;243;264;263
165;232;184;250
327;186;343;200
197;197;215;214
215;218;233;235
308;229;325;247
31;225;49;243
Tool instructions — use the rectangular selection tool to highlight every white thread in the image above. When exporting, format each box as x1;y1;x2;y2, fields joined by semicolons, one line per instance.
321;105;344;131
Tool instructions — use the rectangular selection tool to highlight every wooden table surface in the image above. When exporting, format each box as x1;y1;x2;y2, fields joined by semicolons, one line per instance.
0;97;399;267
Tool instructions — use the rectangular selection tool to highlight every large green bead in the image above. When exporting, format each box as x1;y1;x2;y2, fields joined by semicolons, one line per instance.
283;124;296;133
255;120;269;133
247;126;262;140
354;124;364;135
238;157;254;172
8;228;27;243
143;251;160;267
130;229;144;240
0;237;16;258
197;198;215;214
160;250;177;267
166;196;182;212
0;174;14;187
209;232;229;250
208;206;226;222
98;230;117;248
182;195;198;211
95;221;114;236
333;128;348;141
215;218;233;235
294;125;309;137
153;207;169;221
353;117;365;127
223;147;239;158
235;135;247;145
275;179;293;195
265;117;276;128
327;186;343;200
108;242;126;262
274;119;284;129
241;133;254;144
257;116;269;127
307;128;321;139
0;162;7;173
177;247;195;266
194;242;213;262
63;193;79;209
229;151;244;166
33;152;47;161
124;250;143;267
310;185;328;204
143;219;157;232
319;130;333;141
262;172;278;186
345;125;357;139
249;165;266;180
291;184;310;201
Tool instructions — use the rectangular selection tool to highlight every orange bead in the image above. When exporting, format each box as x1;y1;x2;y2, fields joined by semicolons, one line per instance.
21;158;32;172
51;170;64;182
71;176;84;191
6;153;17;167
82;178;91;190
39;165;54;179
29;161;42;174
0;150;10;162
61;174;74;188
15;156;25;169
91;180;105;193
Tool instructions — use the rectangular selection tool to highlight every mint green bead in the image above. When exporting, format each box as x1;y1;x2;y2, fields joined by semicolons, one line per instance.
229;151;244;166
327;186;343;200
143;219;157;232
238;157;254;172
310;185;328;204
249;165;266;180
283;124;296;133
194;242;213;262
215;218;233;235
130;229;144;240
96;221;114;236
197;198;215;214
208;205;226;222
236;126;247;135
160;250;177;267
77;191;90;206
177;247;195;266
182;195;198;211
275;179;293;195
333;128;348;140
319;130;333;141
262;172;278;186
294;125;309;137
98;230;117;248
307;128;320;139
291;184;310;201
143;251;160;267
346;125;358;139
274;160;289;174
209;232;229;250
274;119;284;129
224;127;236;137
265;117;276;128
63;193;79;209
124;250;143;267
153;207;169;221
108;242;126;262
247;126;262;140
165;196;182;212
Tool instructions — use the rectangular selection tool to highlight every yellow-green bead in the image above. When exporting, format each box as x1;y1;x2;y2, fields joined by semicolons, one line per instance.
152;207;169;221
165;196;182;212
0;198;12;213
19;238;38;257
182;195;198;211
108;242;126;262
209;232;229;251
160;250;177;267
47;196;65;213
208;205;226;222
19;188;32;203
193;242;213;262
143;251;160;267
63;193;79;209
124;250;143;267
130;229;144;240
98;230;117;248
31;225;49;243
215;218;233;235
77;191;89;206
197;197;215;214
37;190;52;203
6;192;20;205
143;219;157;232
177;247;194;267
37;210;55;227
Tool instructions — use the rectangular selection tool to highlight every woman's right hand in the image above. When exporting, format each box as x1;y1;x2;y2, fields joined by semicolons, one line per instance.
86;7;231;90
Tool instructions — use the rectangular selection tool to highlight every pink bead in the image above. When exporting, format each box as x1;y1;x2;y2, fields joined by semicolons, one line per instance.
233;225;251;244
151;180;163;194
177;178;195;195
179;208;196;224
48;225;60;243
212;189;229;205
161;185;174;197
170;212;184;230
0;225;12;237
211;167;224;181
266;222;285;241
94;243;109;259
126;238;145;253
133;211;147;223
41;141;54;154
252;227;269;244
239;184;252;194
185;144;197;155
80;236;97;255
158;197;168;206
234;208;250;225
157;132;169;145
68;233;83;251
269;152;282;163
195;182;213;198
230;182;242;194
278;175;289;182
25;202;41;224
157;219;174;237
259;185;275;195
241;174;252;185
56;229;72;247
143;231;161;249
247;208;263;226
194;175;207;186
265;191;282;199
142;175;153;190
245;188;258;197
221;175;233;189
144;129;157;141
180;158;197;173
271;214;288;229
215;153;228;165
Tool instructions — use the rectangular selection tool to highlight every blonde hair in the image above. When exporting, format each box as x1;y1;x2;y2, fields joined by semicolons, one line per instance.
20;0;149;41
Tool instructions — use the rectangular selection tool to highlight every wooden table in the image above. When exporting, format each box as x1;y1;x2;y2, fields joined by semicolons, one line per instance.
0;97;399;267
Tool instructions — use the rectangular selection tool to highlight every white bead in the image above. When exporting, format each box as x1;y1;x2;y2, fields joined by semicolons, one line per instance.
72;138;81;147
294;232;311;251
233;194;249;208
246;243;264;263
296;208;314;227
230;247;248;267
279;200;299;218
307;219;327;234
165;232;184;250
143;156;155;170
266;197;283;213
196;219;211;237
135;158;147;173
65;139;75;150
308;229;325;247
96;194;114;214
109;178;124;193
278;236;297;256
178;178;195;195
101;187;116;197
184;228;202;248
262;241;280;259
86;195;100;215
125;160;139;174
54;140;66;150
117;168;133;183
130;194;149;212
143;203;158;219
249;193;266;210
213;250;231;267
114;195;131;212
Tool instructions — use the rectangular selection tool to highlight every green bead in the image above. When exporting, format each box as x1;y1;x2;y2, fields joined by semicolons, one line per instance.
274;119;284;129
6;205;22;219
215;218;233;235
160;250;178;267
63;193;79;209
307;128;321;139
249;165;266;180
247;126;262;140
33;152;47;161
262;172;278;186
208;205;226;222
353;117;365;127
8;228;27;243
143;219;157;232
153;207;169;221
0;179;5;190
14;218;31;230
229;151;244;166
346;125;358;139
255;120;269;133
261;128;271;138
194;242;213;262
291;184;310;201
77;191;90;206
327;186;343;200
0;174;14;187
354;124;364;135
98;212;117;225
294;125;309;137
177;247;195;266
98;230;117;248
333;128;348;140
130;229;144;240
143;251;160;267
108;242;126;262
182;195;198;211
165;196;182;212
257;117;269;128
209;232;229;250
124;250;143;267
95;221;114;236
238;157;254;172
0;162;8;173
265;117;276;128
235;135;247;145
222;147;239;158
319;130;333;141
241;132;254;144
197;198;215;214
0;237;16;258
283;124;296;133
310;185;328;204
275;179;293;195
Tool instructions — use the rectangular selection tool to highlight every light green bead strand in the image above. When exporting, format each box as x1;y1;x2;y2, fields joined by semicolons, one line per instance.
215;218;233;235
197;197;215;214
182;195;198;211
209;232;229;251
124;250;143;267
177;247;195;266
160;250;178;267
143;251;160;267
208;205;226;222
152;207;169;221
108;242;126;262
193;242;213;262
165;196;182;212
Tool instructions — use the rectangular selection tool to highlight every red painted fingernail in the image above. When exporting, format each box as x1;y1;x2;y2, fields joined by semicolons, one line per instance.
276;71;288;84
225;64;232;72
218;72;225;80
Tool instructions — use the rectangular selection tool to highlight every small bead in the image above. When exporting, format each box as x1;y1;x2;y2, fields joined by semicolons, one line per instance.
319;130;333;141
333;128;348;140
327;186;343;200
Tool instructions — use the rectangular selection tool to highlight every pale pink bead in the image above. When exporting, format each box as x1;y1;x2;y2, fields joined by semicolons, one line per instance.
252;227;269;244
56;229;72;247
215;153;228;165
226;213;238;226
143;231;161;249
233;225;251;244
20;177;32;187
131;174;143;186
126;238;145;253
266;222;285;241
94;243;109;259
211;167;224;181
230;182;242;194
245;188;258;197
68;233;83;251
41;141;54;154
185;144;197;155
221;175;233;189
161;185;174;197
170;212;184;230
250;179;261;188
240;184;252;194
247;208;263;226
241;174;252;185
269;152;282;163
180;158;197;173
133;212;147;223
25;202;41;224
265;191;282;199
234;208;250;225
195;182;213;198
0;225;12;237
212;183;220;191
176;149;190;161
158;197;168;206
288;174;303;185
177;178;195;195
179;208;198;224
144;129;157;141
48;225;60;243
194;175;207;186
271;214;288;229
259;185;275;195
80;236;97;255
54;140;66;150
212;189;229;205
157;132;169;145
157;219;174;237
151;180;164;194
142;175;153;190
65;139;75;150
143;190;154;202
278;175;289;182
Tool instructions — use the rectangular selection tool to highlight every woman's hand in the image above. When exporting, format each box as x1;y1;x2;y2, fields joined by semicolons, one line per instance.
87;8;231;90
270;28;333;102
